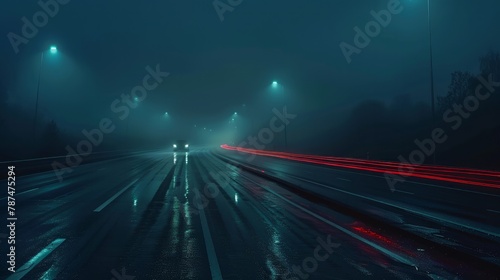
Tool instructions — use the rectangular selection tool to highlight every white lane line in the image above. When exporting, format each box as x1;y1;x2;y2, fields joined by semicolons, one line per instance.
487;209;500;214
93;179;139;212
405;181;500;198
199;206;223;280
17;188;40;195
7;238;65;280
337;177;351;182
290;175;500;238
308;164;500;198
250;179;416;268
394;190;414;195
195;162;223;280
0;188;40;200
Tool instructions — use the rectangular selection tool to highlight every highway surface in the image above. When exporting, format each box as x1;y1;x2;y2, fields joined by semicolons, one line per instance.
0;147;499;279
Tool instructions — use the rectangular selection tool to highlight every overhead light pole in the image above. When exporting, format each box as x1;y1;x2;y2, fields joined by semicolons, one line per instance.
232;112;238;145
272;81;287;151
34;45;57;143
427;0;436;163
126;97;139;137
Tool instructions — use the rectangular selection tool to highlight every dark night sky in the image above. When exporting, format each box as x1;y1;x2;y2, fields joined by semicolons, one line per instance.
2;0;500;143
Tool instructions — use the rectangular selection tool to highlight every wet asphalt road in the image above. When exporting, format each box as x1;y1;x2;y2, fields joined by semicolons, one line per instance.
0;148;499;279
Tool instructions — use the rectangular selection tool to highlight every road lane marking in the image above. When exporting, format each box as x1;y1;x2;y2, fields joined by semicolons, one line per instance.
194;160;223;279
289;175;500;238
199;202;223;280
487;209;500;214
337;177;351;182
93;179;139;212
7;238;65;280
394;190;414;195
17;188;40;195
249;178;417;268
0;188;39;200
405;181;500;198
293;163;500;198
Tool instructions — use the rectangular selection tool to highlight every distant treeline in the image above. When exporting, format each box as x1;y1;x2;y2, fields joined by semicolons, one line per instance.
0;98;71;160
2;51;499;169
0;89;166;161
308;50;500;169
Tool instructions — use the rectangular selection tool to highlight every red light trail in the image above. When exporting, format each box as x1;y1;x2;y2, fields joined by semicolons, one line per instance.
220;144;500;189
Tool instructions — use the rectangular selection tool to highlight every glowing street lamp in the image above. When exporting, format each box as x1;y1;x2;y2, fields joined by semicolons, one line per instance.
271;80;288;150
34;45;58;143
426;0;436;163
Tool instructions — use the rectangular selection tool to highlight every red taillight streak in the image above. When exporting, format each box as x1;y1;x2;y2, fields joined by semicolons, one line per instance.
284;155;500;184
221;144;500;177
223;144;500;177
352;226;416;257
220;145;500;189
297;154;500;177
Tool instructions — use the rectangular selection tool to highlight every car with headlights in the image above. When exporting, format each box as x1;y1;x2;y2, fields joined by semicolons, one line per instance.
173;140;189;152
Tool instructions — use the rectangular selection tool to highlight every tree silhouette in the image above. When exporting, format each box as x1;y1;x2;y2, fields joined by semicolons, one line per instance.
479;50;500;79
39;120;64;157
0;81;6;128
438;71;475;112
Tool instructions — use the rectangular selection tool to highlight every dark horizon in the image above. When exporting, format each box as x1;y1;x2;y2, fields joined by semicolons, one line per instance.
1;1;500;279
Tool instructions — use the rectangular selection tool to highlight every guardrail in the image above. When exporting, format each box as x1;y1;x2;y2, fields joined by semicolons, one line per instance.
0;149;160;179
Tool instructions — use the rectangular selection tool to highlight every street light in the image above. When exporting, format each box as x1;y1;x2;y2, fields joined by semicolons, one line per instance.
126;97;139;136
238;103;255;138
230;112;239;145
427;0;435;120
420;0;436;163
162;112;170;141
271;81;288;150
33;45;58;144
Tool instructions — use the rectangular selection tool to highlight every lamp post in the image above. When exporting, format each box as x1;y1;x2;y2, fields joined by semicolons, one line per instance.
126;97;139;137
427;0;435;122
33;45;58;144
427;0;436;163
162;112;170;143
232;112;238;145
272;81;287;150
